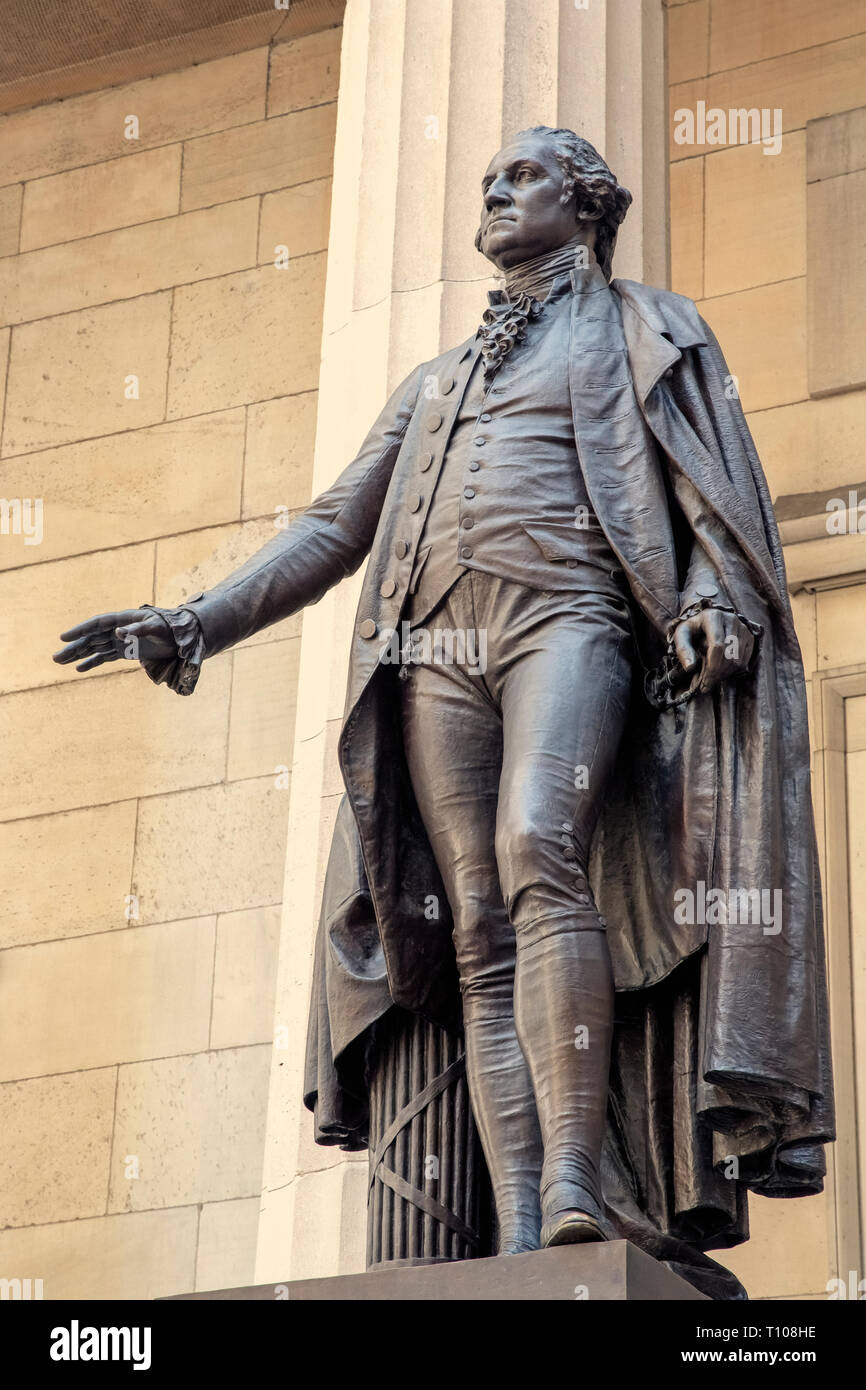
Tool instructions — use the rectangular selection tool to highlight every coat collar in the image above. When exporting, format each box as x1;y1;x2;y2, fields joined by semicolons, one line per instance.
486;268;578;309
612;278;707;403
613;282;781;605
454;276;708;396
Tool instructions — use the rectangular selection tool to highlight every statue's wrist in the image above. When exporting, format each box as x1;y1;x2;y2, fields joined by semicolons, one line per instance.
667;597;761;640
138;603;206;696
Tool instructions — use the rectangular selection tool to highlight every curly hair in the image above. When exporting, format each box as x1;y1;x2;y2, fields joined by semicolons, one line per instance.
509;126;632;280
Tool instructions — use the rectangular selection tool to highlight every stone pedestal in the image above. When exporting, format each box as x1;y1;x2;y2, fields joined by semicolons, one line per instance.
176;1241;708;1301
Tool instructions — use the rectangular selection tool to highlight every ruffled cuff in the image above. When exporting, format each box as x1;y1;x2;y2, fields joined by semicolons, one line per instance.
138;604;206;696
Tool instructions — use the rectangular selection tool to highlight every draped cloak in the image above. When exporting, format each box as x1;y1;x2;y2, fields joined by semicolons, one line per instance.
196;276;832;1302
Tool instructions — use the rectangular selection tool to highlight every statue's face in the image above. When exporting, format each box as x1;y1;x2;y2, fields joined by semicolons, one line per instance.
478;133;584;270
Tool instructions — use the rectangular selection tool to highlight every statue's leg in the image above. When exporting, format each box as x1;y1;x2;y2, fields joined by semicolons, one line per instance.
400;610;544;1255
493;586;634;1245
513;929;614;1243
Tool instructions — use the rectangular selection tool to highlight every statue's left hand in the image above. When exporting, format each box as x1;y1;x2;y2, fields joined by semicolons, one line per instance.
672;608;755;694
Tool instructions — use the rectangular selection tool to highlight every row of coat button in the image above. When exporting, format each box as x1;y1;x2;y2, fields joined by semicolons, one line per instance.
362;384;459;633
424;378;457;434
360;368;498;635
456;380;506;561
459;409;490;555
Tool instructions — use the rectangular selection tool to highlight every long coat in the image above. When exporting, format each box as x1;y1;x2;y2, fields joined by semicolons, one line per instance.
187;276;834;1289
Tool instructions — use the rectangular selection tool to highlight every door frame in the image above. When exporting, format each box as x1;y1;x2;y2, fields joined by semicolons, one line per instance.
811;660;866;1283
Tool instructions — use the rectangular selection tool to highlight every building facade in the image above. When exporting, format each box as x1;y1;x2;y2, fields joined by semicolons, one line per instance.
0;0;864;1300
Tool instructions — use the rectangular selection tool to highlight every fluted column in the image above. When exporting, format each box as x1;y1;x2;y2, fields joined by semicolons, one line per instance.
254;0;667;1284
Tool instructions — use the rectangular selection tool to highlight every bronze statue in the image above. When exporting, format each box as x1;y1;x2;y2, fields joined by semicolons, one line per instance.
55;127;834;1299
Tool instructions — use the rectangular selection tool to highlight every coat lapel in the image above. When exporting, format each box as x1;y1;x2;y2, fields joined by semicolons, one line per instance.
567;276;680;630
614;287;684;403
612;276;713;403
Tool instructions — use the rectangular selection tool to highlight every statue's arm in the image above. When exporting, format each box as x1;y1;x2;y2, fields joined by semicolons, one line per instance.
54;362;425;692
174;361;426;660
660;324;767;687
664;319;768;619
677;509;732;613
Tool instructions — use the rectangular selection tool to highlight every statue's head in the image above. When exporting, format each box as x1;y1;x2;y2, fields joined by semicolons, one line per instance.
475;126;632;280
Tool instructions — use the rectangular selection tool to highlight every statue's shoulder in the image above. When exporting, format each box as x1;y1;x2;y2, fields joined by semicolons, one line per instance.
429;334;478;372
611;277;707;349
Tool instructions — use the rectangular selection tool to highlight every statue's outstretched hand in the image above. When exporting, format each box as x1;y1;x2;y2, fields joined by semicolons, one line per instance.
672;608;755;695
53;608;176;674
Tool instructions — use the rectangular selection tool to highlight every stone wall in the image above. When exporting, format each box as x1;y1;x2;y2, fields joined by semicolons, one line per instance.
0;26;340;1299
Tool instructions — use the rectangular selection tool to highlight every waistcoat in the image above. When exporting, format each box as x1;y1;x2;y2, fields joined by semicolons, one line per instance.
405;267;629;626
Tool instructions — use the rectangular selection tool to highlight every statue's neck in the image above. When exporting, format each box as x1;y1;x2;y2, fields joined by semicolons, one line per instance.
502;235;594;301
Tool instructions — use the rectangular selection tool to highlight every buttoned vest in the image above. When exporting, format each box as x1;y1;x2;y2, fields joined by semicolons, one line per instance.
405;269;630;626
